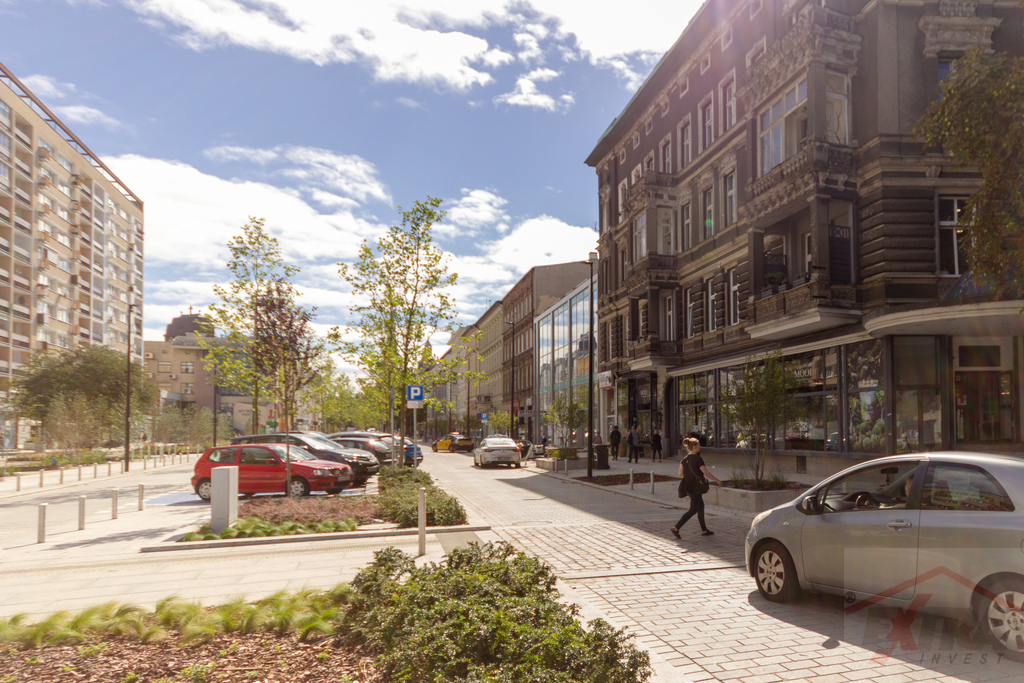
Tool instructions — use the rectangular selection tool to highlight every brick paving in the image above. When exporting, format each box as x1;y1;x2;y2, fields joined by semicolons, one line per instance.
424;453;1024;683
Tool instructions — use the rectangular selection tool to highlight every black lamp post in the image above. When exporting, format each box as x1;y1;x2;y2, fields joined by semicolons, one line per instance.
506;318;516;441
586;252;598;479
124;296;138;472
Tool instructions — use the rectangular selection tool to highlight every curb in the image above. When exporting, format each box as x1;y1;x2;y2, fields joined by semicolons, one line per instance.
533;465;690;510
140;524;492;553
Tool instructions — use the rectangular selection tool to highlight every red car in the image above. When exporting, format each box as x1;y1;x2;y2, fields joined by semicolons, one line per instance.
191;443;353;500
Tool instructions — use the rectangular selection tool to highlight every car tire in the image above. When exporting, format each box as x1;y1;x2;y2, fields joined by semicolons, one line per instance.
975;578;1024;660
432;444;438;452
195;478;212;501
754;541;799;603
515;462;522;468
288;477;311;497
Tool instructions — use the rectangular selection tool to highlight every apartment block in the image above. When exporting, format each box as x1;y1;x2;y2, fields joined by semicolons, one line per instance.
0;62;143;443
586;0;1024;467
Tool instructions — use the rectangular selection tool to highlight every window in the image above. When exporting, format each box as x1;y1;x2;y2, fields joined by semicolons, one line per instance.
921;463;1014;512
0;163;8;190
631;164;642;185
700;52;711;74
659;135;672;173
723;172;736;227
721;75;736;132
746;37;767;68
660;291;676;341
633;214;647;261
618;149;626;164
686;290;696;338
681;203;692;251
644;119;653;135
0;99;9;123
759;78;808;175
158;361;172;373
939;196;969;275
678;119;692;168
59;155;72;172
825;71;849;144
618;180;629;221
701;187;714;240
660;99;669;117
632;132;640;148
0;131;10;158
181;361;195;374
678;77;689;98
706;279;718;333
700;98;715;150
804;233;813;276
657;207;676;255
814;461;920;513
643;152;655;173
728;269;741;326
182;383;195;395
721;26;733;50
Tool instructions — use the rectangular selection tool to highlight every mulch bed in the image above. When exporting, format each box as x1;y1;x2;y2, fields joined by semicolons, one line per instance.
238;496;386;526
0;632;382;682
579;473;680;486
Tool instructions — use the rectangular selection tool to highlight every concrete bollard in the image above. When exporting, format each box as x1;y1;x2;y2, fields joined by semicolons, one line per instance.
629;469;634;490
93;463;98;479
210;467;238;533
38;503;47;543
650;470;655;494
418;486;426;557
16;471;21;491
112;489;118;519
138;483;144;511
108;461;112;477
79;496;86;530
39;468;44;488
120;461;124;474
143;457;147;470
77;465;82;481
60;466;65;484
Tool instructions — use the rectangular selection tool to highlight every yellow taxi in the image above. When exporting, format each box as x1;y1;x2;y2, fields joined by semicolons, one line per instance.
432;433;474;452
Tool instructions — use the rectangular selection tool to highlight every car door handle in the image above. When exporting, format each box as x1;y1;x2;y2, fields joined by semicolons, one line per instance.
887;520;913;530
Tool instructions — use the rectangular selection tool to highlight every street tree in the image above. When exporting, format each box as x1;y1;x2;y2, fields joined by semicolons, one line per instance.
335;197;461;443
719;348;801;488
916;47;1024;296
254;279;327;493
44;395;101;463
198;217;299;433
488;408;512;436
15;345;157;446
543;394;585;451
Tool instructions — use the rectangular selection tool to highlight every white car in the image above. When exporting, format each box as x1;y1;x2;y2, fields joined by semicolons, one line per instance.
473;437;522;468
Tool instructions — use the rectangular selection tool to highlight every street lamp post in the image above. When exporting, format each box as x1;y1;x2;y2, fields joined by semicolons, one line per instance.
124;298;138;472
506;318;516;442
586;252;598;479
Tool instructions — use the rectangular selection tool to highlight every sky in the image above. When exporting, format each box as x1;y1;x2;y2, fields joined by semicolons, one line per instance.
0;0;703;356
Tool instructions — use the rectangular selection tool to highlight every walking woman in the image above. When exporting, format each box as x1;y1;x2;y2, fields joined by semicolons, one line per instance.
671;437;722;538
650;429;663;462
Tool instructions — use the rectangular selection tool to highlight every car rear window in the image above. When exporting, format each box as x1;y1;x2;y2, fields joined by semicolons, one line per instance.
484;439;516;447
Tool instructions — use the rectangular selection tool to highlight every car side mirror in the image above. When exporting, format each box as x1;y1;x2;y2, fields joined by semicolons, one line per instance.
798;496;821;515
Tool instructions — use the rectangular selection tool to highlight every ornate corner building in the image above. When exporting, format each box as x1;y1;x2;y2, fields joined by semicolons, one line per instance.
585;0;1024;467
1;62;144;445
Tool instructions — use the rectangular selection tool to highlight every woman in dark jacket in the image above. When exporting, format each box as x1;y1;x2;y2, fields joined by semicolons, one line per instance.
671;437;722;538
650;429;663;461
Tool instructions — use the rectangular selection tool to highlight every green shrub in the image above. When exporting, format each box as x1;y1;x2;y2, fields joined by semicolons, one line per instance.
344;542;650;683
377;468;467;527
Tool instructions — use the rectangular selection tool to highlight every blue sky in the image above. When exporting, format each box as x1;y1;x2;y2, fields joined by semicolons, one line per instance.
0;0;701;352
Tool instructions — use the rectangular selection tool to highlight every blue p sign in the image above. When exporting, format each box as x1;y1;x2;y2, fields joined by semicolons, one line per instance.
407;385;424;402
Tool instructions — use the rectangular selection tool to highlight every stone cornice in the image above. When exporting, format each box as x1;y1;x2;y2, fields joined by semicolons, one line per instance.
918;13;1002;56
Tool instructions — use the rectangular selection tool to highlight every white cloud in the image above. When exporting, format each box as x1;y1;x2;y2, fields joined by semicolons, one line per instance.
439;189;509;237
396;96;423;109
52;105;125;129
20;74;76;100
494;68;568;111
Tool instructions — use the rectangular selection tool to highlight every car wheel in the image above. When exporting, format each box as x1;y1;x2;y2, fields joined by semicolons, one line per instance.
754;541;799;603
976;578;1024;660
288;477;311;497
195;478;212;501
432;444;438;452
515;462;522;468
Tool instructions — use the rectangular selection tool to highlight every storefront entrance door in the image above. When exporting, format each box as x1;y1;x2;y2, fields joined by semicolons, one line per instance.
955;371;1013;442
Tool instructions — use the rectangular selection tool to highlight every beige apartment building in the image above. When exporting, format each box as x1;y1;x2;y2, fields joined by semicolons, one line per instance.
0;62;144;446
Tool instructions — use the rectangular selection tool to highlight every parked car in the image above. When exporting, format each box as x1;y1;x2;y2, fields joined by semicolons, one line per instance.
745;452;1024;659
473;436;522;468
230;432;379;486
327;433;393;466
433;433;474;452
191;443;352;499
332;431;423;466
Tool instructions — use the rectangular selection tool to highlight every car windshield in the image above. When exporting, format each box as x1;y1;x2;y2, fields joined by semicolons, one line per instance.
265;444;316;461
295;433;346;451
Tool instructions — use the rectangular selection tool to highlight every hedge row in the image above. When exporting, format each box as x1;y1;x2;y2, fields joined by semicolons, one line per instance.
377;466;467;527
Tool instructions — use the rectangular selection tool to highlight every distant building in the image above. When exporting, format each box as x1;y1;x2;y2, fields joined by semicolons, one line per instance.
586;0;1024;465
1;61;144;446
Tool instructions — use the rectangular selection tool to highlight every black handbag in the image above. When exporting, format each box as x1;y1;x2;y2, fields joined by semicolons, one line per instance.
687;457;710;495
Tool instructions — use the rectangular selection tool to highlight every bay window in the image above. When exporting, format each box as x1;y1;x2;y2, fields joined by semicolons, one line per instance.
759;78;808;176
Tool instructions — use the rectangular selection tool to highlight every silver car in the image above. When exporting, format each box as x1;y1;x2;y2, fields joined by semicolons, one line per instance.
745;452;1024;659
473;436;522;468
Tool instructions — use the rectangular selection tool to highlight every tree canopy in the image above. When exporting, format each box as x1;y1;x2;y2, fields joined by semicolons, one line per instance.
916;47;1024;296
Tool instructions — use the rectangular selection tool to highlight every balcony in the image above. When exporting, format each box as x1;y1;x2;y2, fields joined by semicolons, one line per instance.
747;278;860;341
13;157;31;176
623;253;677;293
625;337;682;371
13;187;30;205
12;274;30;290
0;205;9;222
13;128;31;147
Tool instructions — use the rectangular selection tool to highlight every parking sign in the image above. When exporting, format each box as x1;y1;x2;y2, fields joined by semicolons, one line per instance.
407;384;424;408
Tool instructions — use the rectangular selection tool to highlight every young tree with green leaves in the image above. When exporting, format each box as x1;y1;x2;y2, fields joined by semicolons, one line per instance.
335;197;463;445
916;47;1024;297
543;394;585;451
720;348;801;488
487;408;512;436
198;217;299;434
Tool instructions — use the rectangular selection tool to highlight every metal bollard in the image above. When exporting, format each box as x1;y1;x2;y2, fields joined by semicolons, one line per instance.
78;465;82;481
417;486;426;557
38;503;47;543
93;463;98;479
138;483;144;510
650;470;655;494
143;457;147;470
112;489;118;519
108;461;112;477
120;461;124;474
39;468;44;487
16;471;21;491
629;469;634;490
79;495;86;530
60;467;65;484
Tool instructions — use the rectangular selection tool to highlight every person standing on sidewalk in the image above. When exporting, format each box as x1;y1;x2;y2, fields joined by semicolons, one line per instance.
627;425;640;463
609;426;621;460
671;437;722;538
650;429;663;462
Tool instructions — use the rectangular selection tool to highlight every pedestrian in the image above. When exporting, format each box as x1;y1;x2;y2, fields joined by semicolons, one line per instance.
594;430;603;445
540;433;548;455
609;425;621;460
627;425;640;463
671;436;722;538
651;429;663;462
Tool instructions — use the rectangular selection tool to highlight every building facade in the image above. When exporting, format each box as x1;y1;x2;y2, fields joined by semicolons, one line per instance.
586;0;1024;468
1;62;144;445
